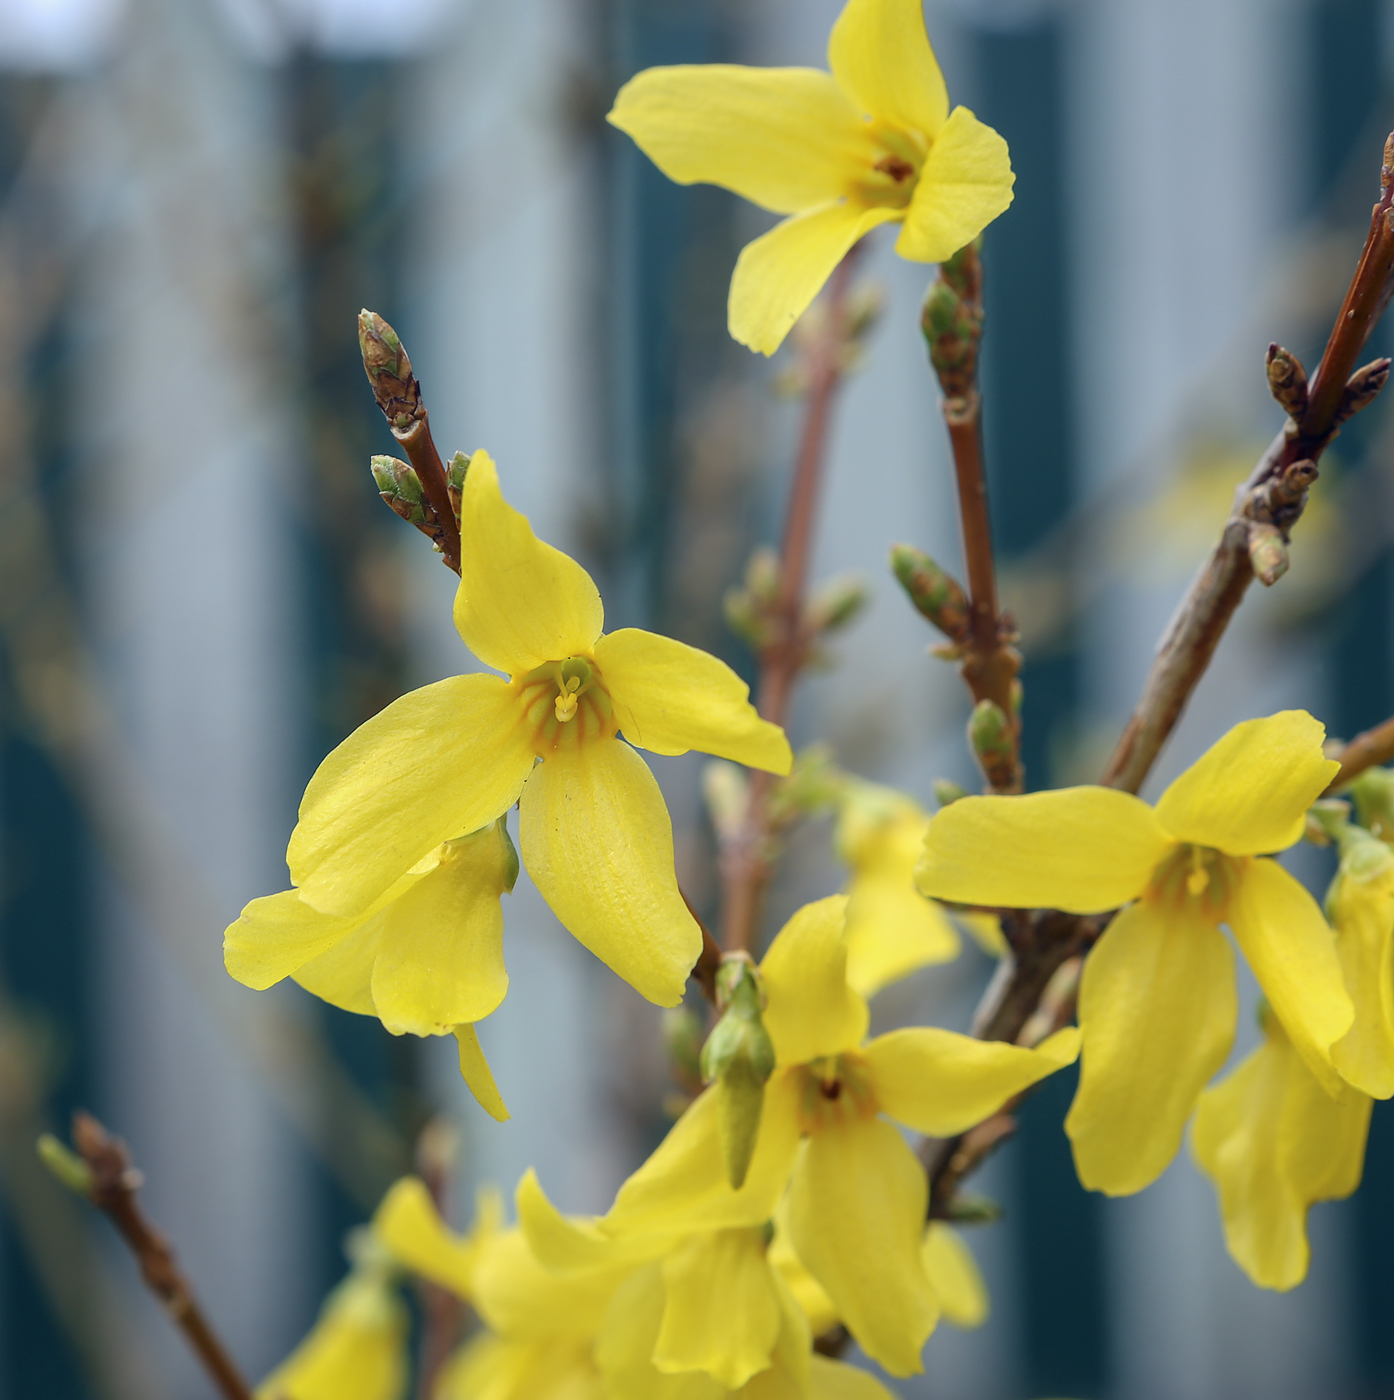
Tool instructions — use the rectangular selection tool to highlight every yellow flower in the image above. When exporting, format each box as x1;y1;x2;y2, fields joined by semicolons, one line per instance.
597;895;1077;1376
234;449;791;1020
1192;1008;1371;1291
916;710;1353;1197
921;1222;989;1328
607;0;1014;355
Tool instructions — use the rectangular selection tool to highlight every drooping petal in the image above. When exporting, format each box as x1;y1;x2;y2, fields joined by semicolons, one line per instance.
1153;711;1338;855
760;895;869;1065
455;1024;509;1122
1328;867;1394;1099
788;1114;937;1377
654;1229;783;1389
596;1265;724;1400
372;1176;480;1300
921;1224;987;1328
768;1209;839;1337
515;1169;664;1277
518;738;700;1007
895;106;1015;263
1228;859;1353;1094
474;1230;632;1342
1065;898;1237;1195
453;450;605;675
844;882;960;997
729;201;902;356
224;890;363;991
1281;1033;1372;1206
602;1072;803;1239
369;823;514;1036
293;916;384;1016
916;787;1168;913
738;1271;811;1400
607;65;872;215
805;1354;900;1400
289;673;533;917
592;629;792;773
827;0;949;135
435;1333;600;1400
865;1025;1079;1138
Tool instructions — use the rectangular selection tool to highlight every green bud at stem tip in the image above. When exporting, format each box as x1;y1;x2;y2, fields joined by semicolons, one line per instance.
37;1134;94;1199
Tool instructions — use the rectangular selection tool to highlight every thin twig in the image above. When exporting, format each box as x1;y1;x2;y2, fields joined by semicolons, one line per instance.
1326;714;1394;793
69;1113;254;1400
414;1120;466;1400
718;251;861;953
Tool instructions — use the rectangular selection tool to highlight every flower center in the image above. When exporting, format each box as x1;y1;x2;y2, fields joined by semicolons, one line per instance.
1148;843;1245;921
850;124;927;209
795;1052;877;1132
516;656;616;756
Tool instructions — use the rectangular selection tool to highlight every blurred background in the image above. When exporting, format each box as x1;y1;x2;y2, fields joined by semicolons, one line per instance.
0;0;1392;1396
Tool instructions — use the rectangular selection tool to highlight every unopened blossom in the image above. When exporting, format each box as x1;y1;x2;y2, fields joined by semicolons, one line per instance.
597;895;1077;1376
233;449;791;1024
917;710;1353;1197
1193;1007;1370;1292
608;0;1014;354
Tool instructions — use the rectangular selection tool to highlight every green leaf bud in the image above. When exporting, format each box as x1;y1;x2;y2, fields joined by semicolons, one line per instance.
890;543;970;642
933;778;968;808
37;1133;94;1199
1349;767;1394;843
805;573;869;636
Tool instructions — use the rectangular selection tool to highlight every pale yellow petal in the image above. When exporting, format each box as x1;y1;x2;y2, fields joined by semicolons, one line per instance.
455;1024;509;1122
596;1264;724;1400
921;1224;987;1328
473;1230;631;1342
1229;859;1353;1094
805;1354;900;1400
1280;1038;1372;1205
518;738;700;1008
289;673;533;917
369;823;514;1036
768;1210;839;1337
516;1169;660;1273
760;895;869;1065
654;1229;782;1389
435;1333;601;1400
895;106;1015;263
1153;711;1338;855
373;1176;479;1300
453;450;604;675
224;890;362;991
730;201;901;356
293;916;383;1015
1329;868;1394;1099
789;1114;937;1376
607;65;871;214
915;787;1169;913
602;1072;803;1238
1065;898;1236;1195
738;1271;811;1400
865;1025;1079;1138
827;0;949;134
592;628;791;773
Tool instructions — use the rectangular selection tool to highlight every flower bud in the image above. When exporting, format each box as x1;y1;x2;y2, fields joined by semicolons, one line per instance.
358;309;422;433
805;573;869;635
1265;343;1309;420
1350;767;1394;843
920;278;981;396
1334;357;1391;427
968;700;1013;773
446;450;470;523
372;455;430;527
700;956;776;1190
1247;521;1289;586
890;543;970;642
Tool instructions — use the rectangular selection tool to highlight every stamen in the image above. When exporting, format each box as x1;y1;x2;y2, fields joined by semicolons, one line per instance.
554;676;581;723
1186;846;1210;897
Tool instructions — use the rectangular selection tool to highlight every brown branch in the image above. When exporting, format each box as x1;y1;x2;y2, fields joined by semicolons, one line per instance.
684;888;722;1003
69;1112;254;1400
414;1120;466;1400
718;251;861;953
359;310;462;575
1326;714;1394;793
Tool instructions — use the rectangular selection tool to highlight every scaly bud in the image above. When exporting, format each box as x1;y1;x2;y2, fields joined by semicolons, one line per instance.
805;573;869;635
358;309;423;433
1350;767;1394;843
1265;343;1309;420
1334;357;1391;427
446;451;470;523
371;454;433;528
700;955;776;1190
920;278;982;398
968;699;1016;790
37;1133;94;1199
890;543;970;642
1247;521;1289;586
933;778;968;808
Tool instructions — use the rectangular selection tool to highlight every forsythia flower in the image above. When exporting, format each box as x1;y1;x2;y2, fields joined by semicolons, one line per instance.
917;710;1354;1196
597;894;1077;1376
229;451;791;1034
608;0;1014;354
1192;1007;1370;1292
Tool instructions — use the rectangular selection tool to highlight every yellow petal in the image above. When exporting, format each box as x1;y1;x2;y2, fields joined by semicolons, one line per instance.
593;628;792;773
737;1270;811;1400
789;1114;937;1376
1329;867;1394;1098
596;1264;724;1400
1228;859;1353;1094
257;1268;407;1400
805;1354;900;1400
289;673;533;917
518;738;700;1008
921;1224;988;1328
607;65;871;214
224;890;362;991
768;1210;839;1337
369;824;514;1036
827;0;949;134
372;1176;479;1300
865;1025;1079;1138
960;911;1008;958
453;450;605;675
293;916;383;1016
1065;898;1237;1195
729;201;901;356
894;106;1014;263
916;787;1169;913
455;1024;510;1122
602;1072;803;1238
474;1230;632;1342
516;1168;660;1273
760;896;869;1065
654;1229;782;1389
436;1333;601;1400
1281;1032;1372;1205
1153;711;1338;855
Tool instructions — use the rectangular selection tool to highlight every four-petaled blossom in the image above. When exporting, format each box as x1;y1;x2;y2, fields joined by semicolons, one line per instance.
596;894;1078;1376
607;0;1014;355
238;448;791;1022
917;710;1354;1197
